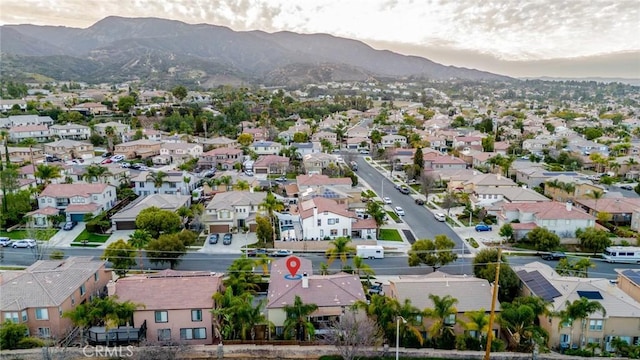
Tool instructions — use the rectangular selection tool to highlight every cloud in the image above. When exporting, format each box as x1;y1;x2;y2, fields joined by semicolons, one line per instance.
0;0;637;62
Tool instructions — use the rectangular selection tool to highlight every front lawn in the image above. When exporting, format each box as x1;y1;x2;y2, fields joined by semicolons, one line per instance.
0;229;57;240
73;229;110;244
386;211;400;222
378;229;403;242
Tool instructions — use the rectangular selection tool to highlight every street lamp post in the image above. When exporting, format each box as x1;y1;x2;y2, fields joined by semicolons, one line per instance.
396;316;407;360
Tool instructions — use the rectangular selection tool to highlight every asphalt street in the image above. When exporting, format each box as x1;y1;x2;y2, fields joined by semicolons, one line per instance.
353;156;470;254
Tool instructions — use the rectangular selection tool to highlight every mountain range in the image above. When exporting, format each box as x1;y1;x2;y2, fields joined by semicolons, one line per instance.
0;16;512;87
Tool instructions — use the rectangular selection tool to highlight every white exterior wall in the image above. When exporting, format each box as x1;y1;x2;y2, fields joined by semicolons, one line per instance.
302;210;352;240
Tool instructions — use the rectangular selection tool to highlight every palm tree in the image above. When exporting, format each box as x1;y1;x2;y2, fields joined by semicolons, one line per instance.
83;165;112;184
254;254;270;275
146;171;168;193
225;257;262;295
282;295;318;341
176;206;192;224
563;297;607;349
128;229;152;271
105;126;116;151
319;262;330;275
355;294;399;343
352;256;375;276
182;176;191;195
219;175;233;190
325;237;356;267
424;294;459;341
35;164;61;186
365;201;387;237
397;299;425;346
259;191;284;242
587;190;604;216
235;179;250;191
464;309;490;343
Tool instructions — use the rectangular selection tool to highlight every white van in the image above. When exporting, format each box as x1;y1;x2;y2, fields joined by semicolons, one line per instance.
356;245;384;259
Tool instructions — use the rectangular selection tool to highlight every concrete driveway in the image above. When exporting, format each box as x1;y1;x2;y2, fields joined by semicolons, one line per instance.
199;232;258;254
48;223;86;247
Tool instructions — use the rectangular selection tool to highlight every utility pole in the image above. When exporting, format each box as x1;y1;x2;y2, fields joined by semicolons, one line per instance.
484;248;501;360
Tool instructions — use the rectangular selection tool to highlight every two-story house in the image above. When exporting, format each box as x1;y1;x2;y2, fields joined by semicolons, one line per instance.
253;155;290;175
380;134;407;149
0;257;111;340
154;142;203;165
109;270;223;345
44;140;94;160
122;128;162;142
198;147;243;170
267;256;366;338
499;201;596;239
302;153;340;175
311;131;338;146
300;197;357;240
389;272;501;340
133;171;196;197
544;176;606;203
290;142;321;157
251;141;282;155
203;190;267;233
3;115;54;128
515;262;640;352
93;121;130;137
49;123;91;141
36;183;117;222
9;125;51;143
0;146;45;165
425;153;468;171
114;139;162;159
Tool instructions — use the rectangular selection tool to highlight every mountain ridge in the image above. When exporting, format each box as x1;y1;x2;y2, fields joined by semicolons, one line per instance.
0;16;512;86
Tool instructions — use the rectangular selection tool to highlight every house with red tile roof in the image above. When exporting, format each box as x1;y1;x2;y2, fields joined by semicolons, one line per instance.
109;270;223;345
499;201;596;239
266;256;366;338
574;197;640;226
253;155;289;175
299;197;357;240
198;147;243;170
37;183;117;223
295;174;352;189
9;124;51;143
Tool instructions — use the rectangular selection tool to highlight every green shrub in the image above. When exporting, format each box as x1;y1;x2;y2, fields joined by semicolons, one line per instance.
564;348;594;357
467;238;479;248
16;336;45;349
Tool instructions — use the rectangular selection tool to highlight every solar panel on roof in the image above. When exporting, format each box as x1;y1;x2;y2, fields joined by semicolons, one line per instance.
622;270;640;286
577;291;603;300
517;270;562;301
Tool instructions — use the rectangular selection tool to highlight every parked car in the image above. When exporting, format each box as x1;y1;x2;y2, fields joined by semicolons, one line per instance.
367;282;384;296
130;163;141;170
207;233;219;244
271;249;293;257
383;197;392;204
110;154;125;162
0;237;13;247
63;221;77;231
101;152;112;158
101;158;112;164
121;162;131;168
394;206;405;216
541;251;567;261
275;176;287;183
244;170;254;177
414;198;425;205
620;184;634;191
399;186;410;194
223;233;233;245
359;149;369;154
247;248;268;257
475;223;493;232
12;239;36;248
434;213;446;222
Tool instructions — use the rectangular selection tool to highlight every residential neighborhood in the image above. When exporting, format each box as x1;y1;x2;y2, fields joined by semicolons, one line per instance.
1;76;640;359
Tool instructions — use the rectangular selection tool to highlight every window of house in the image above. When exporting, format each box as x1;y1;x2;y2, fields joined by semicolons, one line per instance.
38;327;51;338
328;219;335;225
94;272;99;281
158;329;171;341
317;219;321;226
5;312;19;323
155;311;168;323
343;229;348;236
58;307;63;317
71;296;75;305
21;310;28;322
35;308;49;320
589;319;603;331
330;229;338;236
335;218;339;224
169;183;177;188
191;309;202;322
180;327;206;340
80;284;86;296
444;314;456;325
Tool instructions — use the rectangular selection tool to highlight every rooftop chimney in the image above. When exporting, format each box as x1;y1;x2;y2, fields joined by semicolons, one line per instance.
302;273;309;288
566;202;572;212
496;173;502;180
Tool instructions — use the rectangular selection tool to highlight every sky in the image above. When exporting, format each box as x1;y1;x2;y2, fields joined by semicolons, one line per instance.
1;0;639;78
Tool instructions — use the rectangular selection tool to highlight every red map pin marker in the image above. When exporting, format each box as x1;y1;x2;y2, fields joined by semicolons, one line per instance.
286;256;301;277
